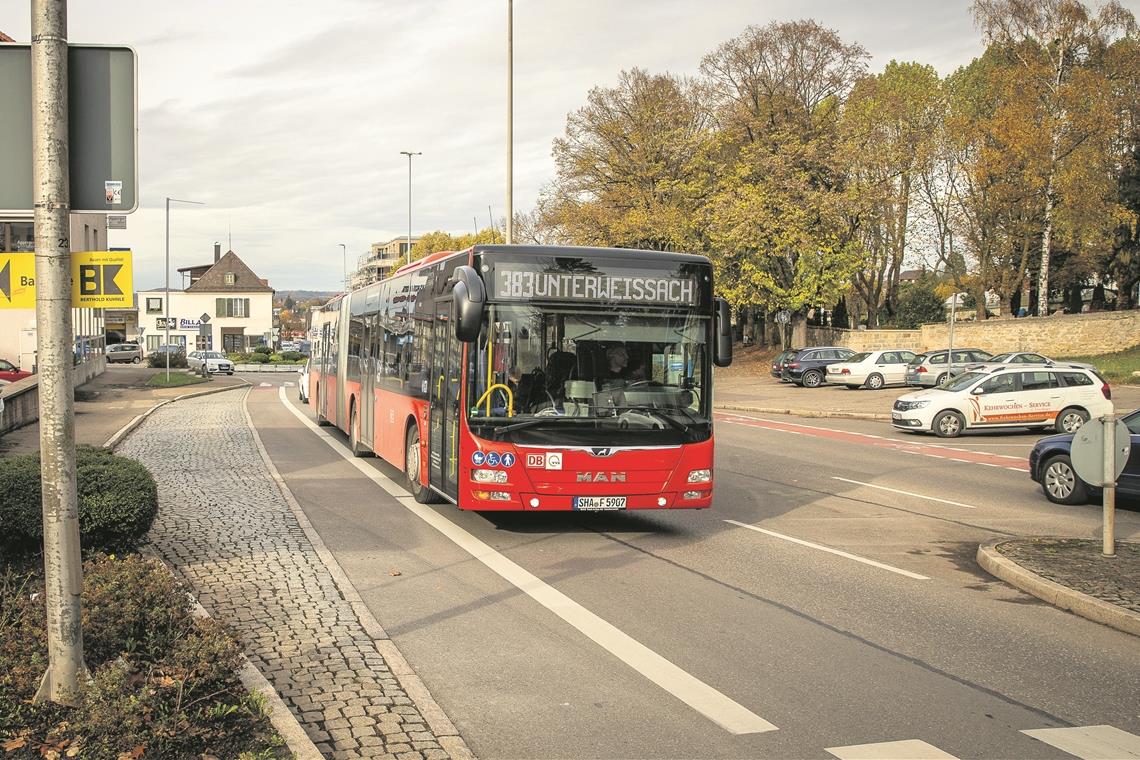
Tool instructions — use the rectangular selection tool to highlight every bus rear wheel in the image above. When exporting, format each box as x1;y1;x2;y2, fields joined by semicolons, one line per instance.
406;426;442;504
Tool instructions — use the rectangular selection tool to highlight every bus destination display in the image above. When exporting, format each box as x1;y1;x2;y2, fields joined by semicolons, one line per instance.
493;265;698;305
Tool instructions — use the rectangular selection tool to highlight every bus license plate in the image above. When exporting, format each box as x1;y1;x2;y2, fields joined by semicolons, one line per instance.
573;496;627;511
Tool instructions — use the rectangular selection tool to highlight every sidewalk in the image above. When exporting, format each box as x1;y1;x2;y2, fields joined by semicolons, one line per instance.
116;389;469;759
714;373;1140;421
0;365;246;456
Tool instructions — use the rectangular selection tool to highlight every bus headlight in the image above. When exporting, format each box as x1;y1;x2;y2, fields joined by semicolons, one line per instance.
683;490;709;500
687;469;711;483
472;469;508;484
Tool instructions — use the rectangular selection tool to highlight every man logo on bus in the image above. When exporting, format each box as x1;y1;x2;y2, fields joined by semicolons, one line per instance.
472;451;487;466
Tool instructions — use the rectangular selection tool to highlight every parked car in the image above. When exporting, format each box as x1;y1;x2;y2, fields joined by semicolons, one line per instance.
892;364;1112;438
187;351;235;375
0;358;33;382
826;349;918;390
904;348;992;387
298;359;310;402
771;349;798;380
106;343;143;364
151;344;186;357
781;347;856;387
1030;409;1140;505
966;351;1095;371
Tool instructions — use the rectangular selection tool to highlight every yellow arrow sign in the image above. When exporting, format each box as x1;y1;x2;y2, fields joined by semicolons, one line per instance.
0;251;133;308
71;250;133;308
0;253;37;309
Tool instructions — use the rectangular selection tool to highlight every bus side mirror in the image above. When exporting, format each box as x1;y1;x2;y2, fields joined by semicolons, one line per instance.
452;265;486;342
714;298;732;367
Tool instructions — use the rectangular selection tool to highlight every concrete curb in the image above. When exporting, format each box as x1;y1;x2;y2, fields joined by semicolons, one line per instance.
976;539;1140;637
102;379;252;450
715;403;891;422
242;390;476;760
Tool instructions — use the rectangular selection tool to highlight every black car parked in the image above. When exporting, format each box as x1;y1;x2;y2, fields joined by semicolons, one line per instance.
771;349;798;380
780;346;855;387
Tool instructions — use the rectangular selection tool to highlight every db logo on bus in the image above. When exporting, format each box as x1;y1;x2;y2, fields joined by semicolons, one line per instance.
526;453;562;470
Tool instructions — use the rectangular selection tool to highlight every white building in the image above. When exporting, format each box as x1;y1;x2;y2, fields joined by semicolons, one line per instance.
135;247;273;354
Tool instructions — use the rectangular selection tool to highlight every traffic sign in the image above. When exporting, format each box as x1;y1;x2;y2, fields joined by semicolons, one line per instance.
1071;418;1131;486
71;251;133;307
776;310;791;324
0;253;37;308
0;45;138;214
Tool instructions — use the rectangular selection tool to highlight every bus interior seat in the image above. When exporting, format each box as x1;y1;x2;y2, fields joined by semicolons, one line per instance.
545;351;577;399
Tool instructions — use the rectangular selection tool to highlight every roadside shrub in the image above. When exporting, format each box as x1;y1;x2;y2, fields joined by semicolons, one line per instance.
227;352;251;362
0;554;283;758
147;352;188;369
0;446;158;556
894;284;946;329
245;352;270;364
278;350;303;362
252;345;271;355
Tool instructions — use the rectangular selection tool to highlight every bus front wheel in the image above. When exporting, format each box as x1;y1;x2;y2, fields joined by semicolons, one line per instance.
406;426;442;504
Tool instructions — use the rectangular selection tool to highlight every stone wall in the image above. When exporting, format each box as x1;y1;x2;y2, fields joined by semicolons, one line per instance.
0;356;106;436
807;310;1140;356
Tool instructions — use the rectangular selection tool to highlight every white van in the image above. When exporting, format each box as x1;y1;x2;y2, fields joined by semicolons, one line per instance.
891;365;1112;438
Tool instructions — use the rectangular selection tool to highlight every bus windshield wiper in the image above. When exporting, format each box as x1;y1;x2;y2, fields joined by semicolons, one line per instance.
488;415;581;438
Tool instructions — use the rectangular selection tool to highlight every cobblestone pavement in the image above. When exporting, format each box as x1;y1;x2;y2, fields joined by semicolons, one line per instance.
996;538;1140;613
119;391;455;759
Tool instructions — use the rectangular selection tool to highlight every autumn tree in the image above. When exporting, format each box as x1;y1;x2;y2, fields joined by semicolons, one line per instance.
841;61;943;325
540;68;714;251
699;20;867;342
973;0;1136;314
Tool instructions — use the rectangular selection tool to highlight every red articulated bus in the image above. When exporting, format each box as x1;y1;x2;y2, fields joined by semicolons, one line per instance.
309;244;732;510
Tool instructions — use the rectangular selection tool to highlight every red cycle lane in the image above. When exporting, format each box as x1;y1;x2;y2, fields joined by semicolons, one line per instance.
715;413;1030;472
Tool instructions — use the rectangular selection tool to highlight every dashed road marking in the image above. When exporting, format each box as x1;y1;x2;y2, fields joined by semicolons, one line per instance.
831;477;979;509
725;520;930;580
277;387;778;736
1021;725;1140;759
826;739;959;759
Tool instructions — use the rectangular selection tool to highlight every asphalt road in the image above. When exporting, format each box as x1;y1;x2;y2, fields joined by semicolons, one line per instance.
243;374;1140;760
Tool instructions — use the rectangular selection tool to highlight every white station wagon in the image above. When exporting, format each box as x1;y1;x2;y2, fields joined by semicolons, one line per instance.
827;349;917;389
891;365;1112;438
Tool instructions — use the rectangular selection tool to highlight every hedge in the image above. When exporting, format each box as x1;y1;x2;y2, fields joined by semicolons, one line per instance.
0;446;158;555
147;352;188;369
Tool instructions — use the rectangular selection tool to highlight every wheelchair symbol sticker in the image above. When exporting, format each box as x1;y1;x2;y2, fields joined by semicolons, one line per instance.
487;452;501;467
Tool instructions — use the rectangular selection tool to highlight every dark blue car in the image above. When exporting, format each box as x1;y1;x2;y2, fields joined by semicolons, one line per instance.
1029;409;1140;504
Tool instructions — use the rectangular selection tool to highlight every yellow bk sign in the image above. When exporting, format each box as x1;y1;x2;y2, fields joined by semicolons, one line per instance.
0;253;37;308
71;251;133;307
0;251;133;308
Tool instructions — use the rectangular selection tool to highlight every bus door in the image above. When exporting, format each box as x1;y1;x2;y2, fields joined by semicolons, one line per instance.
428;298;460;500
317;323;331;422
360;314;375;448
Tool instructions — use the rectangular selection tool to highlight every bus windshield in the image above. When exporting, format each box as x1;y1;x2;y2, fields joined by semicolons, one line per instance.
467;304;710;445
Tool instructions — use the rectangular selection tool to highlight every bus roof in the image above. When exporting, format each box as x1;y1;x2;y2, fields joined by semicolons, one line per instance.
391;244;709;278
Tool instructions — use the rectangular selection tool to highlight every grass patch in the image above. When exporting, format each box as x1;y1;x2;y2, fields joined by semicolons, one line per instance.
1058;344;1140;385
146;372;207;389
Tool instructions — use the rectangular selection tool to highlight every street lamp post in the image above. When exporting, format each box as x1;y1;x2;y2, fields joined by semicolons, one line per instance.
400;151;421;266
339;243;347;291
165;197;205;383
506;0;513;244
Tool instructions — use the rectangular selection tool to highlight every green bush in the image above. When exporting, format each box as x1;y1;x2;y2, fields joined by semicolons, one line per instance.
147;352;188;369
227;352;251;362
0;446;158;556
0;554;283;758
894;284;946;329
278;350;303;362
252;345;271;355
245;352;270;364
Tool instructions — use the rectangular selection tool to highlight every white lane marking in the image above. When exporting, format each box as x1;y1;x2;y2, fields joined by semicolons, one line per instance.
259;382;273;387
283;381;295;387
826;739;960;759
275;388;776;735
725;520;930;581
1021;725;1140;759
831;477;979;510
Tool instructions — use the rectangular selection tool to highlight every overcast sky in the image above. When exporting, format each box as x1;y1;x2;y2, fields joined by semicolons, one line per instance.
3;0;1013;292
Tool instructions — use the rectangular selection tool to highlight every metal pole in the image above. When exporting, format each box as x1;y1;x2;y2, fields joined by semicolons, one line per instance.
31;0;87;705
165;197;170;382
506;0;513;244
400;151;420;266
338;243;346;291
164;198;203;381
947;292;956;382
488;205;495;243
1102;413;1116;557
